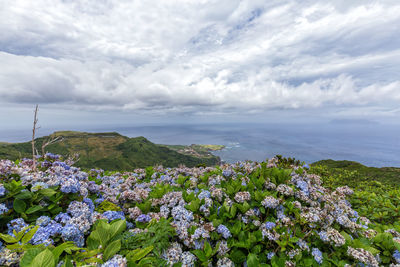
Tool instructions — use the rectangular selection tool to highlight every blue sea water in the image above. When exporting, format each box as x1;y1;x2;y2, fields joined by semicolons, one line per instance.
1;122;399;167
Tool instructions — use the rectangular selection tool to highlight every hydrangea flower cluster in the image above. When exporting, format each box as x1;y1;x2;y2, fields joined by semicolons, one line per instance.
0;156;399;266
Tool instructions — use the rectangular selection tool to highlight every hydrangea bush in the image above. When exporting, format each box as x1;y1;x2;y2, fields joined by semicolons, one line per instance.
0;155;399;266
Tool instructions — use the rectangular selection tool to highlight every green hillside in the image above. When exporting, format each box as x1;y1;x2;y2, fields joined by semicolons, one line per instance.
0;131;221;170
311;159;400;187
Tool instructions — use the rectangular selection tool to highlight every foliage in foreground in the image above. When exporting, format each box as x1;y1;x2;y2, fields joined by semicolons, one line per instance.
0;155;400;266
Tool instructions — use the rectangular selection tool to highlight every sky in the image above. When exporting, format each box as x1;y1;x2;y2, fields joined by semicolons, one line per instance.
1;0;400;128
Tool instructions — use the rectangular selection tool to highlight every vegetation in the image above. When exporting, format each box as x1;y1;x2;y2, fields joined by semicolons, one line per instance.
0;155;399;266
312;159;400;187
0;131;221;170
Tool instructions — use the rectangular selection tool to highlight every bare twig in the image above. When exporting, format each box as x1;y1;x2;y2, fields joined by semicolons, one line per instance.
42;136;64;156
32;104;40;171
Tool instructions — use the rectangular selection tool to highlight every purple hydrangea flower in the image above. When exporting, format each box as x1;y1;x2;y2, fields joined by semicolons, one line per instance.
217;224;232;239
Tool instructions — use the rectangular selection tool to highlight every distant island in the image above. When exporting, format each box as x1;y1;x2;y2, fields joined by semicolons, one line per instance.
0;131;223;170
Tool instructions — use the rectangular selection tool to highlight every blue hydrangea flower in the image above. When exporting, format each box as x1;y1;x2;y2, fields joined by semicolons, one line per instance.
126;222;134;229
394;250;400;264
36;216;51;227
103;211;125;222
295;180;309;195
0;184;6;197
55;213;72;224
30;227;53;246
318;231;329;242
265;222;276;230
61;224;84;247
83;198;95;212
217;224;232;239
7;218;28;236
0;203;9;215
171;205;193;222
31;182;48;192
95;197;105;204
53;161;71;170
267;252;275;260
222;170;232;177
312;248;323;264
60;177;80;193
45;153;60;159
197;190;211;200
135;214;151;223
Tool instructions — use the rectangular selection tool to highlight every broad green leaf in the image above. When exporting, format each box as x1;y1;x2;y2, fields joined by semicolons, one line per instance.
0;233;18;243
247;253;260;267
103;239;121;261
110;219;126;239
52;242;78;259
31;249;55;267
128;246;154;262
204;241;212;258
15;191;33;200
192;250;207;262
13;198;26;213
39;188;56;197
26;205;43;214
20;248;42;267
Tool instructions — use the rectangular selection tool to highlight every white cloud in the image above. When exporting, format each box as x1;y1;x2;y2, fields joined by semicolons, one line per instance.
0;0;399;119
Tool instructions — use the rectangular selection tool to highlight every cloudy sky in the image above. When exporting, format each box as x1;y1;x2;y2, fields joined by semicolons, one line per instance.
1;0;400;128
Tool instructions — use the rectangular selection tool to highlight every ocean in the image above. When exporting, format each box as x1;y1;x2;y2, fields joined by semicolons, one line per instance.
1;122;399;167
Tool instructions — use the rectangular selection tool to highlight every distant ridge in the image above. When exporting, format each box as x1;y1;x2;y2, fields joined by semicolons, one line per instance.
0;131;221;170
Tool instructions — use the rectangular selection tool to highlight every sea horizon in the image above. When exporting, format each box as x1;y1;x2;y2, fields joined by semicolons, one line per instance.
1;121;399;168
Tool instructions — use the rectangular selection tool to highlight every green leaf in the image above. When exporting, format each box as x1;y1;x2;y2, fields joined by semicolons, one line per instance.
21;226;39;244
20;248;43;267
31;249;55;267
26;205;43;214
103;239;121;261
204;241;212;258
110;219;126;239
192;250;207;262
52;242;78;259
13;198;26;213
128;246;154;262
247;253;260;267
39;188;56;197
0;233;18;243
15;191;33;200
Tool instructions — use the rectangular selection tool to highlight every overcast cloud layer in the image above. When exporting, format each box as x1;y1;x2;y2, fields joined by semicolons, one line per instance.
1;0;400;121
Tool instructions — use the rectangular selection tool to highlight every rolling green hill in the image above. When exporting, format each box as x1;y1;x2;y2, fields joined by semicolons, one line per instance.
0;131;221;170
311;159;400;187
